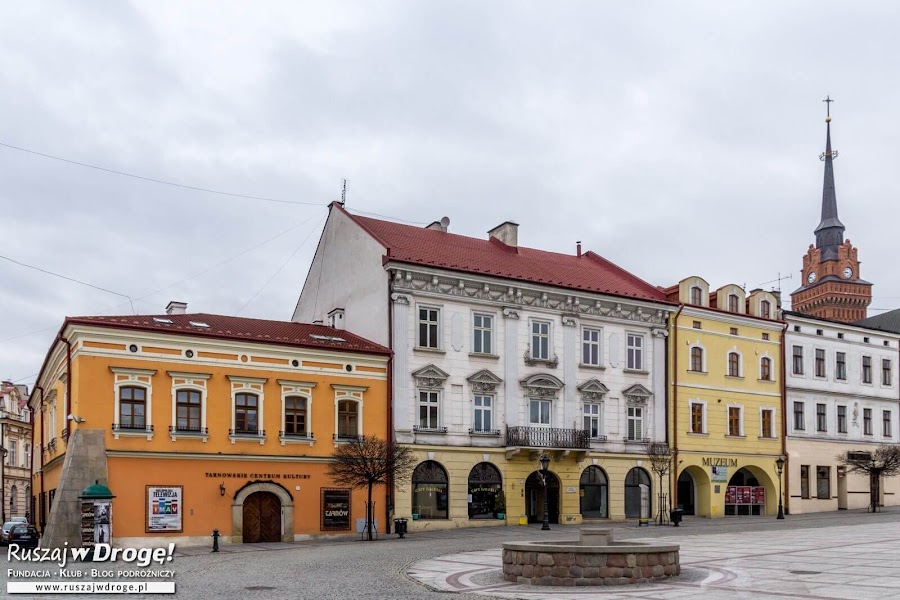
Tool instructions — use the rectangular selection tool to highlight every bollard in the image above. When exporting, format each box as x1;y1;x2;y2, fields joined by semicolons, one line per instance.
212;528;220;552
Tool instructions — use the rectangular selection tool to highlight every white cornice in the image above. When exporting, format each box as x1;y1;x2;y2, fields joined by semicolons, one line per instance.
105;450;335;463
166;371;212;380
227;375;268;385
679;306;784;331
674;382;781;398
110;367;158;377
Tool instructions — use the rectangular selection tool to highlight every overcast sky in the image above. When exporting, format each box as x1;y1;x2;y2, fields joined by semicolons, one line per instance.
2;1;899;387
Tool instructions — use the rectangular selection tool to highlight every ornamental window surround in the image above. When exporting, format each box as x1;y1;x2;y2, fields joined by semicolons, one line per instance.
168;371;211;441
333;384;367;441
228;375;267;444
581;326;602;367
110;367;157;440
626;333;645;371
412;364;449;433
759;355;773;381
467;369;502;434
727;404;744;437
578;378;608;439
279;379;317;446
689;400;706;434
760;407;775;439
472;312;494;355
417;305;441;349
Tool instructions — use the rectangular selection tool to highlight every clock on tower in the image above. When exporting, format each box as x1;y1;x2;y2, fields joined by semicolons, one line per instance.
791;98;872;323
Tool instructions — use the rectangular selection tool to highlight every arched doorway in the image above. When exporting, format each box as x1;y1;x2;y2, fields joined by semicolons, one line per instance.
725;467;765;516
579;466;608;518
525;471;559;524
624;467;651;519
468;463;502;519
677;471;695;515
242;491;282;543
412;460;449;520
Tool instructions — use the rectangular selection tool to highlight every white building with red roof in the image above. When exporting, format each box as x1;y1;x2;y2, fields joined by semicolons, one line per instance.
294;203;675;528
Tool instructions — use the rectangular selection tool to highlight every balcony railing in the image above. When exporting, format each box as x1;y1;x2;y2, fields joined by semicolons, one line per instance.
413;426;448;434
169;426;209;435
112;423;154;432
279;430;313;439
623;437;651;444
333;433;361;442
469;428;502;436
229;428;265;437
506;426;591;449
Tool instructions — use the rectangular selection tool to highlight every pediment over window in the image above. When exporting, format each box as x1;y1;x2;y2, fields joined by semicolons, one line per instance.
466;369;503;393
520;373;564;399
577;379;609;401
412;364;450;389
622;383;653;404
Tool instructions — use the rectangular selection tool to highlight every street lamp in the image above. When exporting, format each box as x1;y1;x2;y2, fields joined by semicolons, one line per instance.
775;456;785;520
539;454;551;531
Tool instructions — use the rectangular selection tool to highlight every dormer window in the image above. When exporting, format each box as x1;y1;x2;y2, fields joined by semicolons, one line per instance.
690;286;702;306
760;300;771;318
728;294;739;313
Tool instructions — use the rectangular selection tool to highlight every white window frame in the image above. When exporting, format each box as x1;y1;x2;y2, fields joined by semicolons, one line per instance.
689;285;703;306
110;367;157;441
8;440;16;467
835;352;847;381
333;384;366;441
793;401;806;432
228;375;267;444
727;293;740;313
168;371;211;442
792;345;804;376
583;402;603;438
530;319;553;361
626;405;644;441
473;394;494;433
759;353;774;381
417;304;442;349
688;343;706;373
726;403;744;437
278;379;317;446
884;410;893;439
815;402;828;433
417;390;441;430
862;355;873;385
837;405;848;434
529;398;551;427
814;348;827;379
472;312;495;355
581;326;603;367
626;333;646;371
883;358;893;387
759;406;776;439
24;444;30;469
688;399;707;434
726;348;743;378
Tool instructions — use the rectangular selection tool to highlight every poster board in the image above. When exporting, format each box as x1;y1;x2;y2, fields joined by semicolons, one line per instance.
320;488;351;531
146;485;183;533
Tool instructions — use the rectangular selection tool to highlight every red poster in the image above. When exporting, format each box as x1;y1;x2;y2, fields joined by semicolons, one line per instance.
741;487;752;504
752;487;765;505
725;486;736;504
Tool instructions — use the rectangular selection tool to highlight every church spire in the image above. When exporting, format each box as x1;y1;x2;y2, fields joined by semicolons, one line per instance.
814;95;844;261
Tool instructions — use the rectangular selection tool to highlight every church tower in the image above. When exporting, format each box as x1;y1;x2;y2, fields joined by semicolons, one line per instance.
791;98;872;322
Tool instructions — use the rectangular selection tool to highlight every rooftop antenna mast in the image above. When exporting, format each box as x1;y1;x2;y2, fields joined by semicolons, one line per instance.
340;179;347;206
758;272;793;293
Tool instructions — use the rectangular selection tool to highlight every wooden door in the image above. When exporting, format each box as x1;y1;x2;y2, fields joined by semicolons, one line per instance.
242;492;281;543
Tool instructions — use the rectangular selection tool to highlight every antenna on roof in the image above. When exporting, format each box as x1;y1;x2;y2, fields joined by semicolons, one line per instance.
758;272;793;292
340;179;347;206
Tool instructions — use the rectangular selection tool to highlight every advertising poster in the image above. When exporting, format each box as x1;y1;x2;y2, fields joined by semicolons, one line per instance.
752;486;766;505
321;488;351;531
146;485;183;532
740;486;752;504
94;501;112;545
725;486;736;504
710;465;728;482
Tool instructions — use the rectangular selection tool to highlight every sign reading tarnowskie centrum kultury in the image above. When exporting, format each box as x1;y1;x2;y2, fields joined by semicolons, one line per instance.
146;485;183;533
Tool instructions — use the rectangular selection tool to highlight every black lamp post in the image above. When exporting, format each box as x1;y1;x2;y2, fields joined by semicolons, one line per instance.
775;456;785;520
539;454;551;531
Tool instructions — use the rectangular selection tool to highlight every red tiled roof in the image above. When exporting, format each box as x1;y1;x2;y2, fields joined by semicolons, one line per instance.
339;206;668;303
66;313;390;356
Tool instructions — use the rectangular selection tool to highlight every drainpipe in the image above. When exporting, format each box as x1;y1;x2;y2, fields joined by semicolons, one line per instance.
61;336;72;439
36;385;46;530
29;386;43;525
780;321;789;515
670;304;684;509
385;271;394;534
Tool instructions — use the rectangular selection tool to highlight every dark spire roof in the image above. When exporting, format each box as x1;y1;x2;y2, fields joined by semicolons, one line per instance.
814;114;845;261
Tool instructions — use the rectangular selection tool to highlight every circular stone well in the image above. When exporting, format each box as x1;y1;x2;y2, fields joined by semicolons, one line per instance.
501;528;680;586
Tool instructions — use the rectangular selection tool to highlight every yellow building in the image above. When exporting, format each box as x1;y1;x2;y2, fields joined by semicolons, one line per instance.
665;278;785;518
29;307;390;547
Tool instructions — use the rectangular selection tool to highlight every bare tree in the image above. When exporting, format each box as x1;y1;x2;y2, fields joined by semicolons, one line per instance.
327;436;417;540
837;445;900;513
644;442;674;525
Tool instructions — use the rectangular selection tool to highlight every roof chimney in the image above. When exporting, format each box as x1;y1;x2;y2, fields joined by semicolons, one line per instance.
488;221;518;247
425;216;450;232
166;301;187;315
576;241;582;257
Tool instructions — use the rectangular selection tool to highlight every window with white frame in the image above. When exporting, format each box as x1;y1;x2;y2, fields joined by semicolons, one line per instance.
837;405;847;433
418;306;441;349
793;401;805;431
727;352;741;377
690;286;702;305
111;367;156;437
862;356;873;384
531;320;551;360
234;393;259;433
583;403;602;438
760;356;773;381
884;410;892;438
582;327;602;366
689;401;705;434
727;405;743;436
24;444;30;469
472;313;494;354
119;386;147;429
760;408;774;438
176;389;202;432
626;334;645;371
883;359;893;386
864;408;873;435
727;294;739;313
48;404;57;439
815;349;826;378
283;396;308;436
689;346;704;372
418;391;440;430
473;395;493;432
836;352;847;380
338;399;360;438
8;440;16;467
626;406;643;441
529;399;551;426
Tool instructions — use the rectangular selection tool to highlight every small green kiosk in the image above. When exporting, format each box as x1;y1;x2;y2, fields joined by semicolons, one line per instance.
80;480;115;551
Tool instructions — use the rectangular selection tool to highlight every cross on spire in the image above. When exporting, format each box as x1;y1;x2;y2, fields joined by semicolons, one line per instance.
823;95;834;118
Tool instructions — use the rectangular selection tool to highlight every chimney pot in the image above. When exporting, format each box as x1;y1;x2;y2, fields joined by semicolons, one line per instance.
577;241;582;257
488;221;519;247
166;301;188;315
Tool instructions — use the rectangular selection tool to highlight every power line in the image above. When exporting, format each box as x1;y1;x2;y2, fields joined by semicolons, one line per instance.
0;140;324;207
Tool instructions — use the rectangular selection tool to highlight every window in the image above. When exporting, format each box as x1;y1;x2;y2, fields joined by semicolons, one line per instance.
473;313;493;354
800;465;810;499
284;396;307;436
864;408;873;435
24;445;30;469
582;327;602;366
815;349;826;377
816;466;830;499
692;320;701;329
883;359;893;386
626;334;644;371
760;357;772;381
864;336;870;344
8;441;16;467
762;333;770;341
836;352;847;380
760;300;771;318
727;352;740;377
473;395;493;432
418;391;440;430
690;286;702;305
627;406;643;441
529;399;551;426
728;294;739;313
338;400;359;438
234;393;259;433
690;347;704;372
412;461;448;520
119;386;146;429
837;405;847;433
792;346;804;375
794;325;801;332
418;307;440;348
838;332;844;339
580;466;608;518
884;411;892;438
531;320;551;360
730;327;738;336
176;389;202;432
816;329;823;336
690;402;704;434
728;406;742;436
761;409;774;438
468;463;502;519
816;403;827;432
793;402;805;431
583;403;602;438
863;356;873;383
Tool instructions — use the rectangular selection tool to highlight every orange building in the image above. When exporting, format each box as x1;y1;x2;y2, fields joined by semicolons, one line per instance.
29;306;389;547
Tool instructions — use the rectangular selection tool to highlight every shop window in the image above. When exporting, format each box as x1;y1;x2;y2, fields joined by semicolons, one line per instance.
580;466;608;518
800;465;810;499
816;466;830;499
468;462;502;520
119;386;146;430
412;461;448;520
